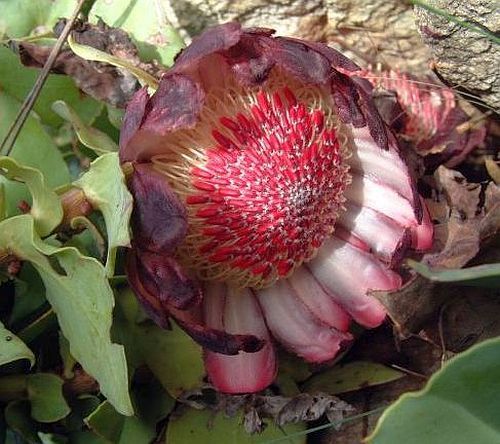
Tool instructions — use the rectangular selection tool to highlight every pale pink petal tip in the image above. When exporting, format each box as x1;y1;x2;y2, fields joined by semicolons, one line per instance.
205;343;277;393
256;280;352;363
203;284;277;393
308;238;402;328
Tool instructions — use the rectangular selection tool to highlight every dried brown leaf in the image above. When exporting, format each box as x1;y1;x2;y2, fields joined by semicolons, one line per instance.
14;20;164;107
177;389;353;435
374;166;500;336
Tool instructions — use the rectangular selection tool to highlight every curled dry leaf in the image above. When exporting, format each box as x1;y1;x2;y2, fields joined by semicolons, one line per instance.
14;20;164;107
374;166;500;336
425;166;500;269
177;389;353;434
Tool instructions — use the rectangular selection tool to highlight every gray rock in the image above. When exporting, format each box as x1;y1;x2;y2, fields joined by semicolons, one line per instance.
414;0;500;111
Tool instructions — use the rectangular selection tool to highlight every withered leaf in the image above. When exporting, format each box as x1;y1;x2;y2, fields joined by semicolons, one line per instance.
14;20;164;107
177;389;353;435
374;166;500;336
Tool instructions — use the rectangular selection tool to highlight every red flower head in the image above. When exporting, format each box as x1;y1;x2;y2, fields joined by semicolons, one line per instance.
120;23;433;393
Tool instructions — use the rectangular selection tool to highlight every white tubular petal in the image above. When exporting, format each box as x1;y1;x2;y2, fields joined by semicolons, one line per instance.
203;285;276;393
256;281;352;363
307;237;401;327
345;174;418;227
287;267;351;331
203;281;226;329
338;202;411;265
349;126;416;204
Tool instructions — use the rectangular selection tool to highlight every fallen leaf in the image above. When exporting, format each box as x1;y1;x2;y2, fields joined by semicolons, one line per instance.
375;167;500;335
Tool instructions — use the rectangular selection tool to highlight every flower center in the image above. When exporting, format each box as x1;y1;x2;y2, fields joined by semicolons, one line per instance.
152;77;350;288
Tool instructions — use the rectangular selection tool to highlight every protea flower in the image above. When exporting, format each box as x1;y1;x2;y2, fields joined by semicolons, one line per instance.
353;69;486;167
119;23;433;393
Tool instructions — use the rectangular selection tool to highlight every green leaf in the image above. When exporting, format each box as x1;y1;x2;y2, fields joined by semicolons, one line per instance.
16;309;57;345
0;0;77;38
133;378;175;427
38;433;68;444
84;386;171;444
367;337;500;444
0;157;62;236
89;0;185;66
119;417;156;444
52;101;118;155
74;153;132;276
0;215;133;416
85;401;125;443
59;333;76;379
62;395;101;433
68;216;106;260
166;408;306;444
302;361;405;395
0;46;102;127
10;263;47;325
4;400;40;444
28;374;70;423
106;105;124;130
114;290;205;398
0;91;70;217
0;320;34;368
408;259;500;288
0;183;5;222
67;431;107;444
67;35;159;89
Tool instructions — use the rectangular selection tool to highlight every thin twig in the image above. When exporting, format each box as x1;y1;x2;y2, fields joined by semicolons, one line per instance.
390;364;428;380
0;0;87;157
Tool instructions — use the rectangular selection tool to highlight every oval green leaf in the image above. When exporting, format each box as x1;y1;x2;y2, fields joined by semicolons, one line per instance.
28;374;70;423
4;400;40;444
166;408;306;444
85;401;125;443
114;290;205;398
302;361;405;395
367;337;500;444
0;46;102;128
408;259;500;288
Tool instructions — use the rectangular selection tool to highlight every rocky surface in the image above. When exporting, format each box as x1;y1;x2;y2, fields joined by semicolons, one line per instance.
414;0;500;111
